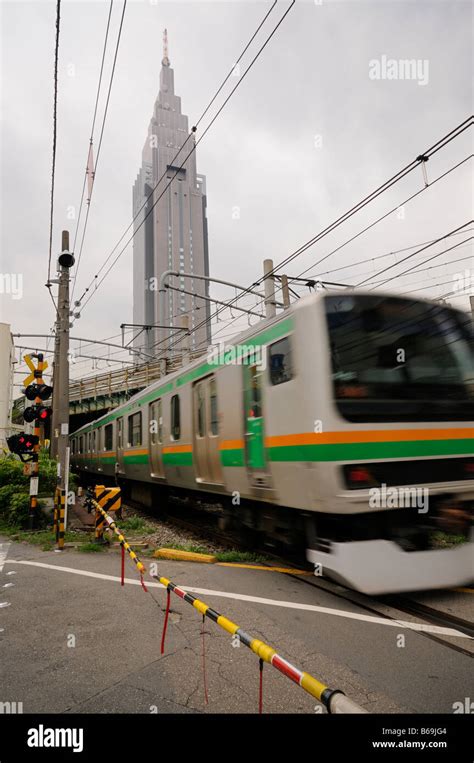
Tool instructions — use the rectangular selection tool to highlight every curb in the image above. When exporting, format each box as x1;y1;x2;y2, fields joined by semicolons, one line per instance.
154;548;217;564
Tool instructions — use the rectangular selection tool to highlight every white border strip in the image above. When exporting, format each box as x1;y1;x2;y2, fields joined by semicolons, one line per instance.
5;559;471;639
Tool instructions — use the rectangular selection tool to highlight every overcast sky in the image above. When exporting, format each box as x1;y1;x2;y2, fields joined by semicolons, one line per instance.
1;0;472;387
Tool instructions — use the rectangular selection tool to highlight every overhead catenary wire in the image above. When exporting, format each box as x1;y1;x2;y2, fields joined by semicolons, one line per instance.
160;128;473;360
77;0;295;311
71;0;127;300
74;1;278;304
274;155;472;298
359;224;474;290
71;0;114;257
46;0;61;296
300;227;474;283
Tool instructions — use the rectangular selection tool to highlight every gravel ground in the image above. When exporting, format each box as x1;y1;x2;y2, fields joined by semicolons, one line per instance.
120;502;229;555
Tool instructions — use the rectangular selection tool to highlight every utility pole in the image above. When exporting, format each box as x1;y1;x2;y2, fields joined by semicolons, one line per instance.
280;274;290;309
470;296;474;324
263;259;276;318
51;231;75;540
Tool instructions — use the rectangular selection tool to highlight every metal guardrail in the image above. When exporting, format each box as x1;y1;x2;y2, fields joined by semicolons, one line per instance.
153;569;367;713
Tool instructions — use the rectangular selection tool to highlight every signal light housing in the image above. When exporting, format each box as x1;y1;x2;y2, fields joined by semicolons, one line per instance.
6;433;39;462
24;383;53;401
24;405;53;423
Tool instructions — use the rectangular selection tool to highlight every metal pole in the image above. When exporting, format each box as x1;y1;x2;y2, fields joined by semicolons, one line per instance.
263;259;276;318
470;295;474;324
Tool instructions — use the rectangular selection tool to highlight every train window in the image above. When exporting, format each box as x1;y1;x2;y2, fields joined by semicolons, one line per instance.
92;431;96;452
128;412;142;447
197;385;205;437
117;418;123;449
87;432;91;452
104;424;113;450
71;439;76;455
79;436;83;454
209;378;218;435
268;337;293;385
171;395;180;440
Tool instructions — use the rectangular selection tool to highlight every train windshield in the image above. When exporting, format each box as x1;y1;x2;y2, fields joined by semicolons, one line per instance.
325;294;474;422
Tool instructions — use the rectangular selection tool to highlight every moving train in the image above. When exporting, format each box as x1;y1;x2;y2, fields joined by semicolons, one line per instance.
70;290;474;594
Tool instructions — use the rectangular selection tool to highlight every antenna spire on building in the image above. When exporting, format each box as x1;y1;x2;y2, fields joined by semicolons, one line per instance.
162;28;170;67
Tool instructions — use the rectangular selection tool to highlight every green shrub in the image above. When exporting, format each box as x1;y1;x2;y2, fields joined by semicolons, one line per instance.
0;455;26;488
1;492;31;526
0;449;74;528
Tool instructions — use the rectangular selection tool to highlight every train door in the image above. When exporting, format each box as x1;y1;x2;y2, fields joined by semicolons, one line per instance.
243;363;267;475
193;375;223;484
116;417;124;474
149;399;164;478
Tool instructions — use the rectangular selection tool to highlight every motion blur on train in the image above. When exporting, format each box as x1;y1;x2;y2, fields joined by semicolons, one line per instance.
71;290;474;594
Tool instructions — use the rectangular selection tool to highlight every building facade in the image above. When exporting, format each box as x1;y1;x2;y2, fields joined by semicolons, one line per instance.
132;31;211;360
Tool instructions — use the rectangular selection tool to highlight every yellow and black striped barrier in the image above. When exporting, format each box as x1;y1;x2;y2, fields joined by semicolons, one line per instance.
58;490;65;550
94;486;122;542
90;497;147;582
152;572;366;714
53;487;59;541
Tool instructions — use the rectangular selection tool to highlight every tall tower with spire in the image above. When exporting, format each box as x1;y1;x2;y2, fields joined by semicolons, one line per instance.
132;30;211;359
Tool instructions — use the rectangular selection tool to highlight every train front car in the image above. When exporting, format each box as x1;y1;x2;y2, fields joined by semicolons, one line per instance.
306;292;474;594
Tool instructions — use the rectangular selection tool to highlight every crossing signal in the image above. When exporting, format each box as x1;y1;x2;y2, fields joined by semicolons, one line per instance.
24;405;53;423
24;384;53;401
7;433;39;462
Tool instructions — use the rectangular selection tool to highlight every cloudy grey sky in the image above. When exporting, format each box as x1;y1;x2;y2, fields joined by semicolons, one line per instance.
1;0;472;386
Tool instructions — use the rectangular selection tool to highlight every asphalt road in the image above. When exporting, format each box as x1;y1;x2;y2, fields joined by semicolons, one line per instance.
0;536;472;715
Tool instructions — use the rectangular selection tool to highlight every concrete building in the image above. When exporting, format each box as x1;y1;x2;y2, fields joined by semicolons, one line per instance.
0;323;14;449
132;30;211;360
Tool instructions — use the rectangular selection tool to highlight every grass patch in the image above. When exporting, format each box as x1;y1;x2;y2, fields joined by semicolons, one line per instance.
78;542;106;553
0;522;91;551
119;516;155;534
162;542;211;555
160;543;268;563
215;550;268;564
432;531;466;549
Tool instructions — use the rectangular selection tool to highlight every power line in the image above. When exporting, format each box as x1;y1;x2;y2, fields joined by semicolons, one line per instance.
264;117;473;282
77;0;294;312
75;1;278;306
71;1;114;257
358;223;473;289
46;0;61;293
74;2;277;305
71;0;127;300
162;127;473;359
300;227;474;282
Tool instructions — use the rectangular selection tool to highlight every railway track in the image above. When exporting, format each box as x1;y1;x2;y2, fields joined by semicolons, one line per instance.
120;494;474;656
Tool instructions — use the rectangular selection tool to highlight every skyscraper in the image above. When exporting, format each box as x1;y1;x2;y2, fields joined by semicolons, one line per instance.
132;30;211;360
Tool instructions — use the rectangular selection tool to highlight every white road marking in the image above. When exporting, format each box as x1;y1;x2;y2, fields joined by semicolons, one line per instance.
2;583;14;589
0;543;11;573
4;559;472;640
0;602;11;608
